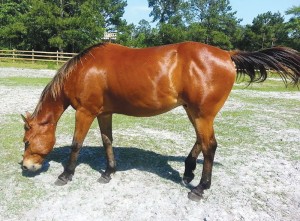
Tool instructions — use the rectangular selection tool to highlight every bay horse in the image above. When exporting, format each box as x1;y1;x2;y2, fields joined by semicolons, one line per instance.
21;42;300;201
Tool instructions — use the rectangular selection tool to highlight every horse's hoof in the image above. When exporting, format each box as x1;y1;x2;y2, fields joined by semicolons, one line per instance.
187;187;204;202
98;175;111;184
54;172;73;186
54;178;68;186
183;173;195;185
188;191;203;202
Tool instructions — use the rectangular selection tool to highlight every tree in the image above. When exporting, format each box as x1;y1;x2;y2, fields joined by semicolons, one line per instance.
157;23;186;44
186;23;207;43
252;12;287;48
49;0;127;52
100;0;127;29
51;0;106;52
187;0;241;49
129;20;152;47
0;1;28;49
22;0;61;51
285;6;300;50
115;22;135;46
148;0;183;24
0;0;127;52
238;12;288;50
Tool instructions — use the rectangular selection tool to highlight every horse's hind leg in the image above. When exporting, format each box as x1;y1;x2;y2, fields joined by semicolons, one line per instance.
97;114;116;183
183;107;218;201
182;107;201;184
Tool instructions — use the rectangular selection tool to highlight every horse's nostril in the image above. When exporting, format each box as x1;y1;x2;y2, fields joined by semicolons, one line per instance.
22;165;28;171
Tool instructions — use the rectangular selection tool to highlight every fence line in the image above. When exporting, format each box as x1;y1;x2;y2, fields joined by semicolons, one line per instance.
0;49;77;65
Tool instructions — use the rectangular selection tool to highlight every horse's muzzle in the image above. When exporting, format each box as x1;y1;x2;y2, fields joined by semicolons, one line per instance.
21;159;42;172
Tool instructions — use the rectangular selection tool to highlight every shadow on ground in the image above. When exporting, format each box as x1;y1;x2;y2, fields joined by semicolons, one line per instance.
22;146;222;185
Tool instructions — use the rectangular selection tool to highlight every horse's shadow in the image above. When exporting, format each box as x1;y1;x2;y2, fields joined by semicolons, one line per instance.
23;145;222;186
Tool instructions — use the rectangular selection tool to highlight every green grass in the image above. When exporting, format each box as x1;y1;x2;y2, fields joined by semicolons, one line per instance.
234;81;299;92
0;60;62;70
234;74;299;92
0;77;51;86
0;115;24;165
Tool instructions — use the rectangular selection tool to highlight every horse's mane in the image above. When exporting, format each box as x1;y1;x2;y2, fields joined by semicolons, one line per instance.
31;42;106;119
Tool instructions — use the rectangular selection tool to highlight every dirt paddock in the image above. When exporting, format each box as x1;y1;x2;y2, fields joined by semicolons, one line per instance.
0;67;299;221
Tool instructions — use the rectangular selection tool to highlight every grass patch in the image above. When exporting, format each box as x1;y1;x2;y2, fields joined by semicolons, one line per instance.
0;60;62;70
0;115;24;165
234;74;299;92
0;77;51;86
234;82;299;92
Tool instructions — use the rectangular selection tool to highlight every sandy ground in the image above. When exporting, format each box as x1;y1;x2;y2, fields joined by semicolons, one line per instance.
0;68;299;221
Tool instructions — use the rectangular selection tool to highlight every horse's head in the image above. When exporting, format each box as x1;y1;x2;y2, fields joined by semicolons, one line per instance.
21;112;56;172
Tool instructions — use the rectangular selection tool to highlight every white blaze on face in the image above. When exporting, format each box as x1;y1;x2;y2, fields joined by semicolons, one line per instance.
22;159;42;172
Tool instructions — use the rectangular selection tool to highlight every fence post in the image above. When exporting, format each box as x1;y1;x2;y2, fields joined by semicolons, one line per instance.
56;50;59;65
32;49;34;63
60;50;63;64
13;49;15;62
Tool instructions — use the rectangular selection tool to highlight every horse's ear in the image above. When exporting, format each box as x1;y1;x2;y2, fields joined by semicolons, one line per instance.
21;114;27;122
21;114;31;130
25;111;31;118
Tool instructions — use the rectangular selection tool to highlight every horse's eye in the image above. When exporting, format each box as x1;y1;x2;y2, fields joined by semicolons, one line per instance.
24;141;30;150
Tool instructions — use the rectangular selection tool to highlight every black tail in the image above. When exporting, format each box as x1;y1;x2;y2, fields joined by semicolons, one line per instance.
230;47;300;85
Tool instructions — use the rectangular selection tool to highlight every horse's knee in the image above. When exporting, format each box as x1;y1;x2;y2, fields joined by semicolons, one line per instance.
202;138;218;157
101;134;112;146
210;138;217;153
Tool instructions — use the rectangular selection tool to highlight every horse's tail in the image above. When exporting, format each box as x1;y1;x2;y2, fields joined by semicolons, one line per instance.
230;47;300;85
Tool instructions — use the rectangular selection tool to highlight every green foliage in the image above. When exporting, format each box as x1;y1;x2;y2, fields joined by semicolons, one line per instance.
141;1;299;50
188;0;240;48
23;0;60;51
134;0;242;48
0;1;28;49
148;0;182;23
0;0;299;51
285;6;300;50
238;12;288;50
0;0;126;52
157;23;187;44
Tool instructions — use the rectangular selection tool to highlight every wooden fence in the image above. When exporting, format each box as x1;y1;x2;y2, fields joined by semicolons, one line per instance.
0;49;77;65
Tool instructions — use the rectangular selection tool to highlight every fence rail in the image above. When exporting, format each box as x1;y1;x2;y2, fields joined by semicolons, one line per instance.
0;49;77;64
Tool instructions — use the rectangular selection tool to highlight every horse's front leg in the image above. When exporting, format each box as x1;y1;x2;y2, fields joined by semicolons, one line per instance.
97;114;116;183
55;109;95;186
183;143;201;184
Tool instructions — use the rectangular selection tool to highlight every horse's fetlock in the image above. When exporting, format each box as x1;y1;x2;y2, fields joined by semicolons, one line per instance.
200;178;211;190
183;172;195;184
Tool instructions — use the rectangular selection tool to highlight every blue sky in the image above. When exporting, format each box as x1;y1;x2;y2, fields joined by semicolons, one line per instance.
123;0;299;25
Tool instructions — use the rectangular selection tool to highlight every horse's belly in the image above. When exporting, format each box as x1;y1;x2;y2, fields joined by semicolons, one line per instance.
104;93;181;117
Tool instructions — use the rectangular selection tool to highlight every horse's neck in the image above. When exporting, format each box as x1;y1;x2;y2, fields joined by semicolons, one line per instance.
34;93;68;124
